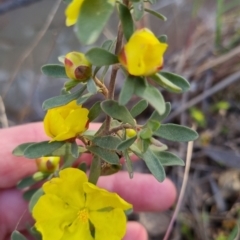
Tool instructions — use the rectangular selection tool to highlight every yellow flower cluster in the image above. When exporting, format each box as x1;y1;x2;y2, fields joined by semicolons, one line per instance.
33;168;132;240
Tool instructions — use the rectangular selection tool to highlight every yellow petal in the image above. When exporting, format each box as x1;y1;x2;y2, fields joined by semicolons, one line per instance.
43;168;87;208
65;108;89;134
84;182;132;211
60;219;93;240
44;108;67;138
89;209;127;240
65;0;84;26
33;194;76;240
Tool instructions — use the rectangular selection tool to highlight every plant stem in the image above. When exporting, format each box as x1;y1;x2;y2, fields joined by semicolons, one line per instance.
106;123;136;135
93;76;109;98
104;22;124;134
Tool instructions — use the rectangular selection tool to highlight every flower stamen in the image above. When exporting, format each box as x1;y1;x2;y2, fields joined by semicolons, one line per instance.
78;208;89;223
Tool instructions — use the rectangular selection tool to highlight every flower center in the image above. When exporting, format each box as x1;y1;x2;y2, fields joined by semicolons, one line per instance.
78;208;89;223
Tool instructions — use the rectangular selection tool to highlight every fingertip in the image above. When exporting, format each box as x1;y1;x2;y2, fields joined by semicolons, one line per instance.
124;222;148;240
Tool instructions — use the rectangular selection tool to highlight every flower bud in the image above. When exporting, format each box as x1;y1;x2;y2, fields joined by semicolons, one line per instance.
119;28;168;76
35;156;60;173
64;52;92;82
126;129;137;138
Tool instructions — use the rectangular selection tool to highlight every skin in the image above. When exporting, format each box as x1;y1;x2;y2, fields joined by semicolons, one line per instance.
0;123;177;240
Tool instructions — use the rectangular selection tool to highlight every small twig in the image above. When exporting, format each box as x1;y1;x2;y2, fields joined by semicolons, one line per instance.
2;0;62;99
167;70;240;122
0;95;8;128
163;136;194;240
93;76;109;98
104;18;124;133
106;124;134;135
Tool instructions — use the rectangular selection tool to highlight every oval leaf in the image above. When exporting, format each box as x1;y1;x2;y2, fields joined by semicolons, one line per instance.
85;48;118;66
151;73;182;93
41;64;67;78
154;124;199;142
29;188;44;212
88;101;102;122
24;141;65;159
142;149;166;182
12;142;35;156
154;151;185;166
119;75;139;105
130;99;148;118
134;79;166;115
76;0;116;45
144;8;167;21
123;150;133;178
92;136;121;150
149;102;171;123
119;3;134;41
117;135;137;151
42;85;86;110
87;146;119;164
17;176;37;189
160;72;190;92
133;1;144;21
101;100;136;126
11;231;27;240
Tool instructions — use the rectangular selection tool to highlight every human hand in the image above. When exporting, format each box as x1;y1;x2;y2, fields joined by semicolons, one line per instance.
0;123;176;240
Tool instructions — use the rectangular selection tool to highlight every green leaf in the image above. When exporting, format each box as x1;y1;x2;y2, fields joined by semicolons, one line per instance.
64;80;79;91
144;8;167;21
142;149;166;182
101;164;121;176
117;136;137;151
87;78;98;94
70;141;79;158
93;39;116;76
134;78;166;115
23;188;39;201
41;64;67;78
29;188;44;212
140;128;152;140
133;1;144;21
24;141;65;159
160;72;190;92
76;0;116;45
123;150;133;178
118;3;134;41
88;101;102;121
17;176;36;189
12;142;35;156
149;102;171;123
92;136;121;150
86;48;118;67
130;99;148;118
158;35;168;43
140;138;151;153
89;156;101;184
78;162;87;172
146;119;160;132
11;231;27;240
119;75;138;105
154;151;185;166
154;124;199;142
42;85;86;110
151;73;182;93
87;146;119;164
101;100;136;126
76;92;93;105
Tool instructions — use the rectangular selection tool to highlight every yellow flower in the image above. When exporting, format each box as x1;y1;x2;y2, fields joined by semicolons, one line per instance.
35;156;60;173
64;52;92;82
65;0;84;27
33;168;132;240
119;28;168;76
44;100;89;141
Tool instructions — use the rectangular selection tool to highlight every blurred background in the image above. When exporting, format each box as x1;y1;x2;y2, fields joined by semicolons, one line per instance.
1;0;240;239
